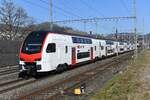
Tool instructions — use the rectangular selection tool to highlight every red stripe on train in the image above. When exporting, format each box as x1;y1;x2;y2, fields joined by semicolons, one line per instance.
71;47;76;65
20;53;41;62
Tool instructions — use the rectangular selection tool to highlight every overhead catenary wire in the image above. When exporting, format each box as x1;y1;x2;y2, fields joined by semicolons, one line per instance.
23;0;73;21
39;0;82;18
22;0;135;36
22;0;51;22
58;0;86;18
119;0;131;16
80;0;105;17
53;16;136;23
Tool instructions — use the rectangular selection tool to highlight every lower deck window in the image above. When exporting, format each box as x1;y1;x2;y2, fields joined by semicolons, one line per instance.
107;49;113;53
77;52;90;59
120;48;124;51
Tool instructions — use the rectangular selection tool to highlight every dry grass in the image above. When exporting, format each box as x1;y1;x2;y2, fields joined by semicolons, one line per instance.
91;50;150;100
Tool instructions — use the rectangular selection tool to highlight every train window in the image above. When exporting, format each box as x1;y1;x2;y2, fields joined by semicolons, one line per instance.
119;42;124;45
112;42;114;45
101;46;104;50
21;31;47;54
72;37;77;43
80;38;84;43
72;37;92;44
99;42;101;46
83;39;86;44
89;39;92;44
107;49;113;53
84;39;87;44
95;46;96;51
79;38;83;43
106;40;114;45
84;38;87;43
87;39;90;44
76;38;80;43
65;46;68;53
77;52;90;59
46;43;56;53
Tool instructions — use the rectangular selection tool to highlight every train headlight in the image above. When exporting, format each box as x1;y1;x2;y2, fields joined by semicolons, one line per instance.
20;58;25;61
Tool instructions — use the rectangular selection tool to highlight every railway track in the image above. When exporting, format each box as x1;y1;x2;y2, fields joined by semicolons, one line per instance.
0;66;34;94
0;78;36;94
0;66;18;76
50;55;129;100
0;79;23;87
17;52;133;100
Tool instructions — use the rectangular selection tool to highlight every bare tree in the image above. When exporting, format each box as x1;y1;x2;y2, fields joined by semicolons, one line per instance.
0;0;34;40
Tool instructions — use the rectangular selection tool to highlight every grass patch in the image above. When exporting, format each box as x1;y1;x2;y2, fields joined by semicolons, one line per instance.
91;50;150;100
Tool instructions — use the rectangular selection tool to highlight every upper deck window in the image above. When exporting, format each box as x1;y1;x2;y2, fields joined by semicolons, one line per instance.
106;40;114;45
72;37;92;44
119;42;124;45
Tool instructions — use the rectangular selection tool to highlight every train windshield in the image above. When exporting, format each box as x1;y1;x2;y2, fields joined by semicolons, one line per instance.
22;31;47;54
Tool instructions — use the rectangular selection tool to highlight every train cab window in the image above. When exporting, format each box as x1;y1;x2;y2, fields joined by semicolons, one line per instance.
46;43;56;53
65;46;68;53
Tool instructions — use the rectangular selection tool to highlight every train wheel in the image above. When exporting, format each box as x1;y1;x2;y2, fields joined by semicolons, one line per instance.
93;57;99;63
56;64;64;73
18;71;28;79
102;55;105;59
63;63;68;71
95;57;99;61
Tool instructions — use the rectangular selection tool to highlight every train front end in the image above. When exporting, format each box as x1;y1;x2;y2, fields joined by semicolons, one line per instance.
19;31;47;78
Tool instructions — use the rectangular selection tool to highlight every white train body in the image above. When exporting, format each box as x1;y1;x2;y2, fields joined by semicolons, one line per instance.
19;31;134;76
99;40;106;57
118;42;125;53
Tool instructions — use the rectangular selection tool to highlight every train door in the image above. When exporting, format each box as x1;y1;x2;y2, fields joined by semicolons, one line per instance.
91;47;93;60
44;43;57;71
71;47;76;65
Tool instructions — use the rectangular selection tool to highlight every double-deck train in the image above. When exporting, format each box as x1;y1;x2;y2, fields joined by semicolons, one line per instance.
19;31;135;78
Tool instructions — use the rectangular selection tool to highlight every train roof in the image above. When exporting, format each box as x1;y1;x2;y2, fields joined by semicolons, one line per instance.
30;30;129;43
31;30;93;38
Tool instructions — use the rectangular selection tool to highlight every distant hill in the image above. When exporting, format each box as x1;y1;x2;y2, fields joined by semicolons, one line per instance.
0;22;150;43
0;22;88;40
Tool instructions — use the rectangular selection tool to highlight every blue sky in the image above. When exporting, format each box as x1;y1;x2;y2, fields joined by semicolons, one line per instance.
8;0;150;34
